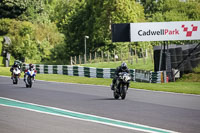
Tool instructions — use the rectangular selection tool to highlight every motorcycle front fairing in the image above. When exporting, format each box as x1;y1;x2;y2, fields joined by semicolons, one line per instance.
24;69;36;84
27;70;36;77
13;67;21;77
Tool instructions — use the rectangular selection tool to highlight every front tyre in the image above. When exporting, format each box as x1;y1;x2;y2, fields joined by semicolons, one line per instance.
27;76;32;88
121;85;127;100
113;90;119;99
13;77;18;84
26;84;29;88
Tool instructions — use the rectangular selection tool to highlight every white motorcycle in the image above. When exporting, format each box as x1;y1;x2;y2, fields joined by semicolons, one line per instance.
24;69;36;88
12;67;21;84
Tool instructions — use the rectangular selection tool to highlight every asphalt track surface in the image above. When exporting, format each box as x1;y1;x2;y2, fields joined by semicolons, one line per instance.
0;76;200;133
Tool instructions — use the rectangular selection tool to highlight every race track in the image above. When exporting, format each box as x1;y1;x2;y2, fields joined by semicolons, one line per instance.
0;76;200;133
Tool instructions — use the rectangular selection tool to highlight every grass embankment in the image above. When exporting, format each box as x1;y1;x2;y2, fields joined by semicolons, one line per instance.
0;66;200;95
81;58;154;71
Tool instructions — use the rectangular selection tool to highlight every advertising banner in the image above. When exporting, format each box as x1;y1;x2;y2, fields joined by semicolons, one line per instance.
130;21;200;42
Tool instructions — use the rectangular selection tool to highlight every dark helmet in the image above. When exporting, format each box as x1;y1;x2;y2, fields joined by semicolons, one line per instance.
29;64;34;68
121;62;127;70
14;62;18;66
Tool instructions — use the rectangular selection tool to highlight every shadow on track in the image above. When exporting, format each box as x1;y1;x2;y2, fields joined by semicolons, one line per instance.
93;98;119;100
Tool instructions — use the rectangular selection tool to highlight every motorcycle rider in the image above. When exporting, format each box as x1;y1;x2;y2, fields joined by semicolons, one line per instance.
111;62;130;90
10;62;21;79
24;64;36;81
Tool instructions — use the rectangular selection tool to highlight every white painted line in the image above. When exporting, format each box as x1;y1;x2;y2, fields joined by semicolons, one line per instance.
0;97;179;133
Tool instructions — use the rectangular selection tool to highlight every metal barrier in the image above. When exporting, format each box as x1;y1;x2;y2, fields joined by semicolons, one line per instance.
22;64;163;83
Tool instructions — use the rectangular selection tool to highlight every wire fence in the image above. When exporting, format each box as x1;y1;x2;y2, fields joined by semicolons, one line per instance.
70;49;154;65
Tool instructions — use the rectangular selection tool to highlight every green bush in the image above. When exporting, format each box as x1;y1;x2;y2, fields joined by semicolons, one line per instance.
0;36;3;66
0;56;3;66
0;18;64;64
0;19;11;36
9;56;15;66
0;36;3;54
193;64;200;73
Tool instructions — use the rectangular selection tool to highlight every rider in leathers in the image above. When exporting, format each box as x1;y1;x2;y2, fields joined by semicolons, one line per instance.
10;62;21;79
111;62;130;90
24;64;36;82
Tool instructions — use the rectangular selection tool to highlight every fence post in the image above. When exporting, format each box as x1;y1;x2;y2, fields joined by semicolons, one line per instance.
84;54;86;64
90;53;92;64
135;47;138;63
75;56;77;65
142;48;146;64
101;51;104;62
70;56;73;65
114;50;116;62
95;52;97;63
79;55;81;65
131;52;133;65
107;51;109;63
146;49;148;58
149;49;153;63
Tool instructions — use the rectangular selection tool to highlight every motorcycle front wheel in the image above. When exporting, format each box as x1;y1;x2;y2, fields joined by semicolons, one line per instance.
13;77;18;84
121;85;127;100
26;77;32;88
113;91;120;99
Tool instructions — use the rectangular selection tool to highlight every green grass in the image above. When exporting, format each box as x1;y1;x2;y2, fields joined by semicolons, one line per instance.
131;82;200;95
177;64;200;82
1;67;200;95
0;37;3;67
0;67;10;75
81;57;154;71
0;36;3;54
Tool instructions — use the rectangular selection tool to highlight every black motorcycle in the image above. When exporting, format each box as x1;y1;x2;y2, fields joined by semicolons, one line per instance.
113;72;131;100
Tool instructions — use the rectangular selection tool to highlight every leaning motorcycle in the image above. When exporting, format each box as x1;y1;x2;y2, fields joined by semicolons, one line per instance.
24;69;36;88
113;72;131;100
12;67;21;84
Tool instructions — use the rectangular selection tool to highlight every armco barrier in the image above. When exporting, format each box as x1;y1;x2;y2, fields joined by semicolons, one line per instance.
22;64;163;83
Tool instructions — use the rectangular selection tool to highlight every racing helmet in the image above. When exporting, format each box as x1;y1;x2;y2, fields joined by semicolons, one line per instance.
121;62;127;70
14;62;19;67
29;63;34;69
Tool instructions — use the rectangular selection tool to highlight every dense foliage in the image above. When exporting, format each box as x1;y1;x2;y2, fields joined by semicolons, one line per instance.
0;18;64;63
0;0;200;64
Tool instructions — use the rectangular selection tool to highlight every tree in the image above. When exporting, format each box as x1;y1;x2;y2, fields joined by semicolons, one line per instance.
141;0;200;22
0;0;29;18
0;18;64;63
55;0;145;60
140;0;200;46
